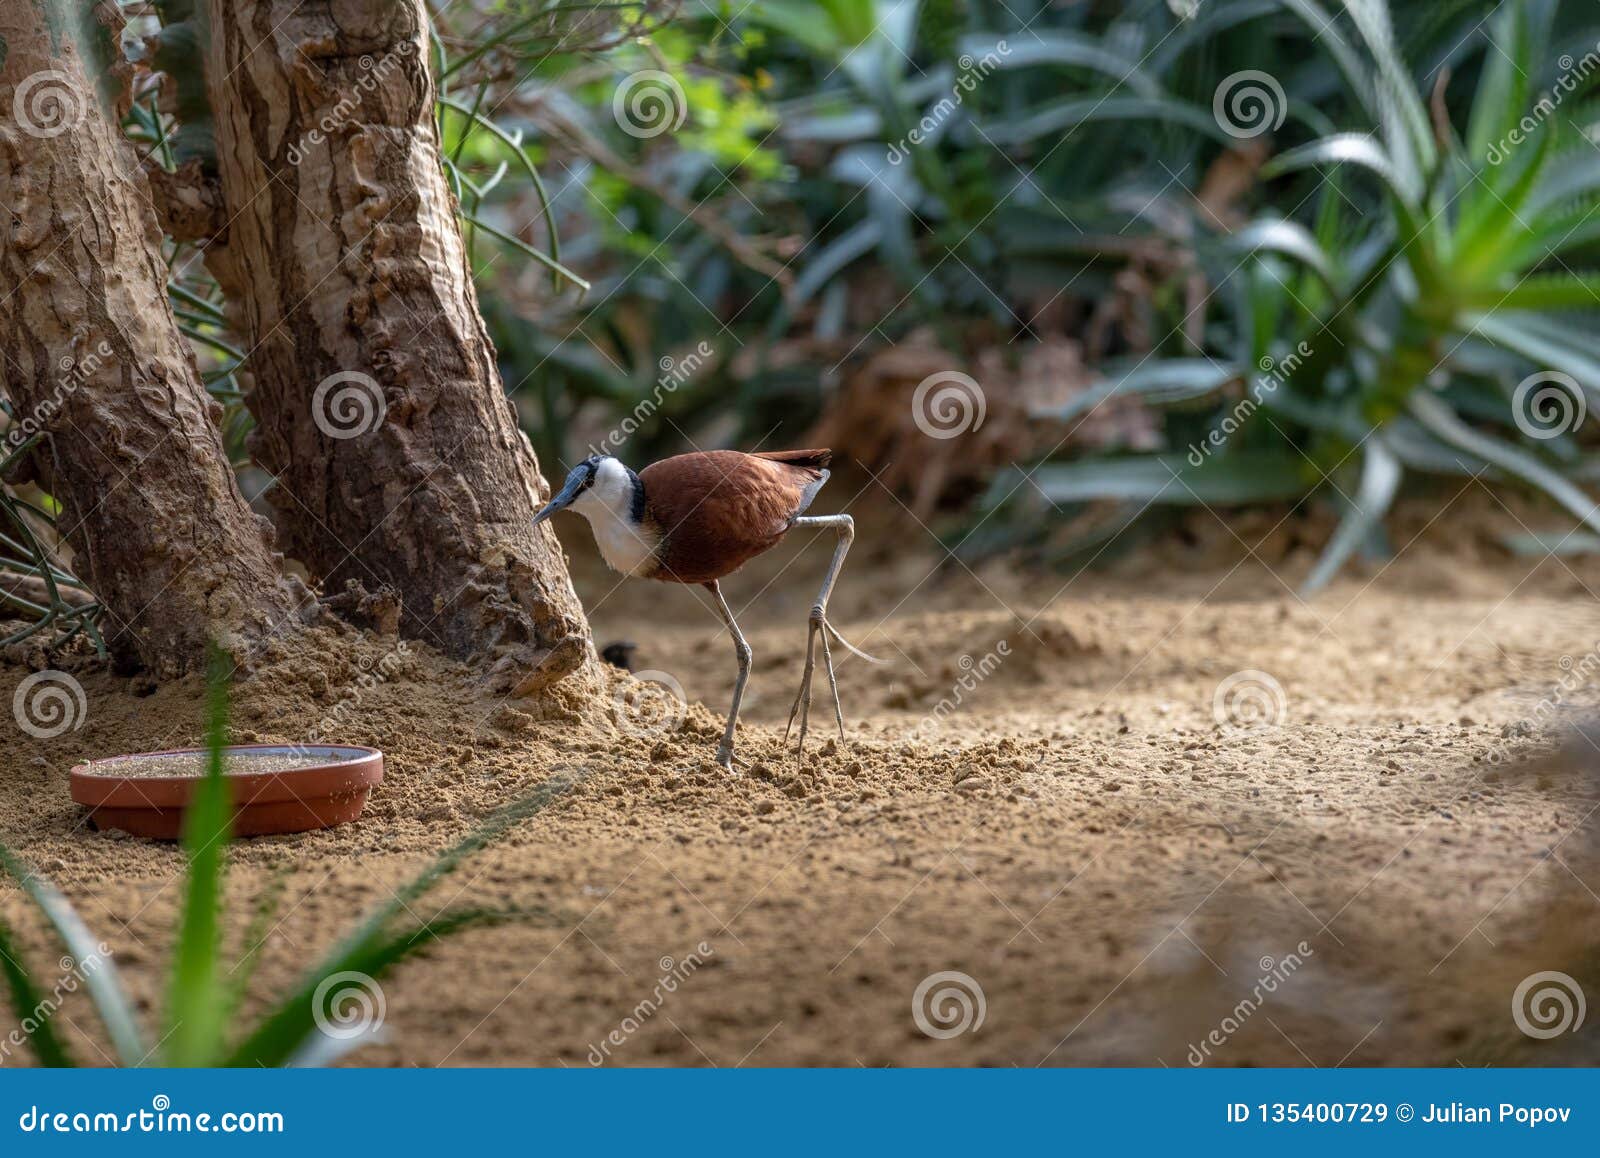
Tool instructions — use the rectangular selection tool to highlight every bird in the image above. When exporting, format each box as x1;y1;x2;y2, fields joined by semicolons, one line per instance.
530;449;881;768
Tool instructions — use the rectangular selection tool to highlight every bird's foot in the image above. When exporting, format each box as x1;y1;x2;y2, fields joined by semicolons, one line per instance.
783;668;812;754
714;744;749;772
785;609;848;755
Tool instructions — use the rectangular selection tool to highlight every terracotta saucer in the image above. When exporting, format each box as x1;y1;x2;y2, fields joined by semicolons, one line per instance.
70;744;383;839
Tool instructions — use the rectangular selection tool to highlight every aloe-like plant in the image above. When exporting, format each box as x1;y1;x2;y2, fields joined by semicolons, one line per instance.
0;655;566;1067
992;0;1600;589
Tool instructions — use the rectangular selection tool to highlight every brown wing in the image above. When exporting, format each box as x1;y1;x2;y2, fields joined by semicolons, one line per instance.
754;448;832;471
640;450;829;583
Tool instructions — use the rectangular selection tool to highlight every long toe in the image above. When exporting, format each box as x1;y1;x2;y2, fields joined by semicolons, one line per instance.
819;618;846;741
784;684;804;742
791;621;820;754
795;679;813;754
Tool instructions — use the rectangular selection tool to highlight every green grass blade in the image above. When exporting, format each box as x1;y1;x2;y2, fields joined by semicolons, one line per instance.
437;98;570;293
1339;0;1435;191
1503;530;1600;556
0;846;146;1066
1409;391;1600;536
789;219;884;308
1035;360;1238;422
744;0;846;56
978;94;1234;147
1381;416;1490;475
456;210;591;294
1467;271;1600;312
1506;200;1600;266
1302;436;1402;594
1231;219;1341;291
964;31;1159;96
224;775;578;1065
0;914;75;1067
1263;133;1408;205
1466;1;1531;164
1278;0;1376;117
1469;310;1600;397
234;907;532;1068
1025;452;1310;506
1454;129;1553;274
162;652;233;1066
1264;134;1433;282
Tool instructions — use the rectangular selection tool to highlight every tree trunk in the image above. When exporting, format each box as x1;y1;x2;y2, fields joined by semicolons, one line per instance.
0;1;303;676
198;0;596;696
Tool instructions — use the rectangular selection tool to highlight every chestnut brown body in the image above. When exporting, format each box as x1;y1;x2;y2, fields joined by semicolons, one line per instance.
640;450;831;583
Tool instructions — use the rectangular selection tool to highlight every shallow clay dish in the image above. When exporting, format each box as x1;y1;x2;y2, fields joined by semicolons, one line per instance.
70;744;383;839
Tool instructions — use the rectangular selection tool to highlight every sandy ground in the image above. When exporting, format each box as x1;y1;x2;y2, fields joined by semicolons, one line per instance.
2;488;1599;1067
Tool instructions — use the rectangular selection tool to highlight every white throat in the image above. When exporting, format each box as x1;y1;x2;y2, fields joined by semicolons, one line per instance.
568;457;658;576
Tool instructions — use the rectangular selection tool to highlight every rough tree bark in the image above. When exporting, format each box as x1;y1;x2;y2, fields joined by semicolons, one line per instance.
195;0;597;696
0;1;303;676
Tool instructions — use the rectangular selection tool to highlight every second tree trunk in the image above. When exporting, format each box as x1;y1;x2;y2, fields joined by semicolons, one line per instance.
202;0;595;694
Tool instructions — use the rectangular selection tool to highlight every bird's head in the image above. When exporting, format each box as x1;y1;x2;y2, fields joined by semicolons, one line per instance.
531;454;634;528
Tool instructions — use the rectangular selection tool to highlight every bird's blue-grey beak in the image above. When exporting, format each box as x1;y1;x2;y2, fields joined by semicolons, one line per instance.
531;473;585;528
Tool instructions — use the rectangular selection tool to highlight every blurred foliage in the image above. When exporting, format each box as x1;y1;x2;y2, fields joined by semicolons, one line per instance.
113;0;1600;588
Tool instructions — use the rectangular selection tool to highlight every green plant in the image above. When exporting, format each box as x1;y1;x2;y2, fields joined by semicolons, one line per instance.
0;436;104;654
986;0;1600;588
0;653;567;1067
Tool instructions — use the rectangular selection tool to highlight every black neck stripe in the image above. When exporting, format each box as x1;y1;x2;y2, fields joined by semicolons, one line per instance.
627;465;646;525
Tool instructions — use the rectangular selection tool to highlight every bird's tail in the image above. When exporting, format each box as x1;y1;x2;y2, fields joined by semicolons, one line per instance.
826;619;888;665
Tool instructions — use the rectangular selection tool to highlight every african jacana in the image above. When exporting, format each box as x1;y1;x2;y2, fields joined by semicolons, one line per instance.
531;449;880;768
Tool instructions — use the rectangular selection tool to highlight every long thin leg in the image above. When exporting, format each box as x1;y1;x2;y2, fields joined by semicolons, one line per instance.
783;515;880;754
706;581;751;770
